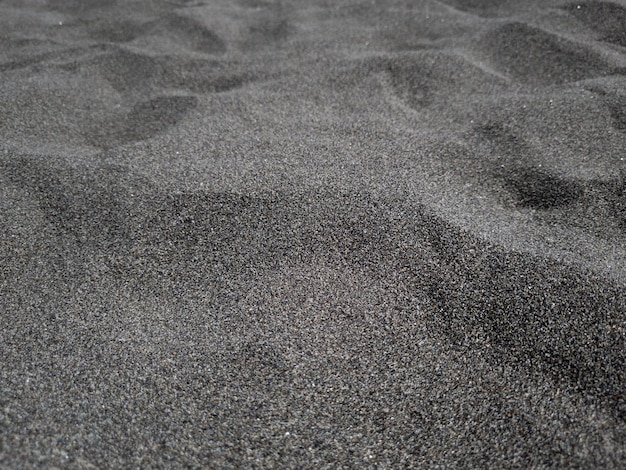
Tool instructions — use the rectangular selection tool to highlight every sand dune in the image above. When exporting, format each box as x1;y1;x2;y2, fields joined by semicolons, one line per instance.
1;0;625;467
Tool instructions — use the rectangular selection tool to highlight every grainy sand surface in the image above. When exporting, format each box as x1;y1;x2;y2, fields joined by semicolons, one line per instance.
1;0;625;467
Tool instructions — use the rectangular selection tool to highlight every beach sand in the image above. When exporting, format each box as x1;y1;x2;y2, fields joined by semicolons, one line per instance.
1;0;625;467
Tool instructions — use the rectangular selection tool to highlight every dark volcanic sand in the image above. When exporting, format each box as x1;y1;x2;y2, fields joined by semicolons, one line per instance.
1;0;625;468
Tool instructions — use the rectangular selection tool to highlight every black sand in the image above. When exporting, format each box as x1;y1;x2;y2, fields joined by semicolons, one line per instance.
1;0;625;467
